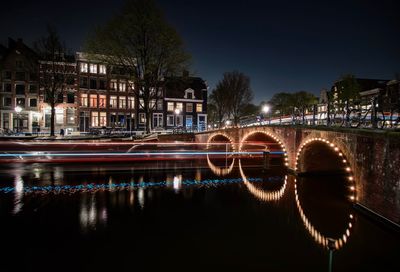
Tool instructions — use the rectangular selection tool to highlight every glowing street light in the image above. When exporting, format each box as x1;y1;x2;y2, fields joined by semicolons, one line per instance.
15;106;22;133
262;105;271;125
262;105;270;114
174;108;181;131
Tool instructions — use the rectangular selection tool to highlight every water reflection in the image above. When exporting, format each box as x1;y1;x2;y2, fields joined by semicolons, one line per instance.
239;159;287;202
79;195;108;232
294;178;354;250
13;173;24;215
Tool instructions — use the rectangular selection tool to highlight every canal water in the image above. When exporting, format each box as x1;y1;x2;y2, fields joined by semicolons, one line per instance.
0;159;398;271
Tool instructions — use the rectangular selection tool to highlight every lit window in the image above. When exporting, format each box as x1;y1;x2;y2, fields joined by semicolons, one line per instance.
90;94;98;108
99;64;106;74
196;103;203;112
139;113;146;124
119;96;126;109
149;99;156;109
99;112;107;126
176;102;183;111
167;102;174;111
110;80;117;91
91;112;99;127
110;96;117;108
80;63;88;73
89;64;97;74
56;109;63;124
99;95;106;108
80;94;88;107
186;103;193;112
128;96;135;109
139;98;144;109
119;82;126;92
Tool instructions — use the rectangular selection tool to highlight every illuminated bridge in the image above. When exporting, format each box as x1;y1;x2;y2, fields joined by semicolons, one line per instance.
195;125;400;225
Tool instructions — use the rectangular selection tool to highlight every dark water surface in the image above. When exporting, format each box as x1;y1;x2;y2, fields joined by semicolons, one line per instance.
0;159;398;272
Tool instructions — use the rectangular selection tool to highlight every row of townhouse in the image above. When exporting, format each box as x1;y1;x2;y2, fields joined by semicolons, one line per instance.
0;38;208;134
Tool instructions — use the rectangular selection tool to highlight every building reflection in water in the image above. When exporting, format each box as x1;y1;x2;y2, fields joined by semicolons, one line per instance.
79;195;108;232
13;173;24;215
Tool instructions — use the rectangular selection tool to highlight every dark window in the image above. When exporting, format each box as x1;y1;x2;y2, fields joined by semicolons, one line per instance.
16;98;25;107
67;92;75;103
187;92;193;99
4;97;12;106
80;77;88;88
29;85;37;93
99;79;106;90
3;71;12;80
90;78;97;89
29;98;37;107
4;83;12;92
15;84;25;95
15;72;25;81
66;75;75;85
29;72;38;81
57;93;64;103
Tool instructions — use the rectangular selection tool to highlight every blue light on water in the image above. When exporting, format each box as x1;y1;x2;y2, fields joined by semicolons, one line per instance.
0;177;284;194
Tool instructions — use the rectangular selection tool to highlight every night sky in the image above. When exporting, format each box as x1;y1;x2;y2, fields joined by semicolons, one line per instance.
1;0;399;102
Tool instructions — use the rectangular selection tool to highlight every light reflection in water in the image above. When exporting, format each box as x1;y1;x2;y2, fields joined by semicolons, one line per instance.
173;175;182;192
239;159;287;202
138;188;145;209
80;195;108;232
294;178;354;250
13;174;24;215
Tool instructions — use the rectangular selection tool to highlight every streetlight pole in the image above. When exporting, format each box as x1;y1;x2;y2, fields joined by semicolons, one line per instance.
15;106;22;134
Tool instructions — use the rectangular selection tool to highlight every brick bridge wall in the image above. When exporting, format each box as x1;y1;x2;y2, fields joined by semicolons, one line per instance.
195;125;400;224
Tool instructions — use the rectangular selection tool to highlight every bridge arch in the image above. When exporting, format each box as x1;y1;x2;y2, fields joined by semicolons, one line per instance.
295;137;357;202
206;132;235;151
239;130;289;167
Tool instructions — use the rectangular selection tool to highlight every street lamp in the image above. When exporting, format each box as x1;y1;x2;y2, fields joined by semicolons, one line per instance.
225;120;231;128
262;105;270;124
15;106;22;133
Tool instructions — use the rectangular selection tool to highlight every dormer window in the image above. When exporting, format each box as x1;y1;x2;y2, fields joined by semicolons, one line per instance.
184;88;195;99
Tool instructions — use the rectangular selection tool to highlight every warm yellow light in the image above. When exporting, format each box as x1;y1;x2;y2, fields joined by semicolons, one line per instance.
348;176;353;181
346;167;351;172
350;186;355;191
330;143;334;147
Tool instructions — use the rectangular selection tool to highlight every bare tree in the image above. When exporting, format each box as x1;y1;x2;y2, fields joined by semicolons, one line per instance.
34;25;73;136
215;71;253;126
209;86;228;127
85;0;190;133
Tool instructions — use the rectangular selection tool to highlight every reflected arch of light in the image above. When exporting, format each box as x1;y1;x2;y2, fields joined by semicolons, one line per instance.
294;178;355;250
239;159;287;202
207;156;236;177
239;130;289;167
206;132;235;151
294;137;356;250
294;137;356;202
